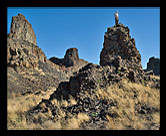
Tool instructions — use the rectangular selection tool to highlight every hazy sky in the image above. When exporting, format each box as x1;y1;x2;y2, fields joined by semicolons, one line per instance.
7;7;160;69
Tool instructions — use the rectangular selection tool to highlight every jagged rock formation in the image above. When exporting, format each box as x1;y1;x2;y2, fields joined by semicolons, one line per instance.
146;57;160;75
100;24;143;81
27;63;160;130
49;48;88;78
7;14;160;130
64;48;79;67
7;14;68;94
7;37;47;68
49;48;88;68
8;13;37;45
7;13;47;68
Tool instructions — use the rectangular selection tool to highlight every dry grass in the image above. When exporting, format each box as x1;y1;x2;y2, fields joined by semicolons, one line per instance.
103;79;160;130
7;86;89;130
8;78;160;130
7;87;56;130
63;113;90;130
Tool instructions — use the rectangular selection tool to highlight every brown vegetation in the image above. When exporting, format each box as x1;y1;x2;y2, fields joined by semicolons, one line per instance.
7;78;160;130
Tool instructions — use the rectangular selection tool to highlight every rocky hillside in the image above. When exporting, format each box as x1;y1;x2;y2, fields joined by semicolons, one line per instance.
25;23;159;130
7;14;160;130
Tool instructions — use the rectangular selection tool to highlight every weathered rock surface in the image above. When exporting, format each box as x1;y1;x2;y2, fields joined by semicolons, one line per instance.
146;57;160;75
7;14;69;95
49;48;88;78
49;48;88;68
7;14;47;69
7;37;47;68
64;48;79;67
27;63;160;130
8;13;37;45
100;24;143;77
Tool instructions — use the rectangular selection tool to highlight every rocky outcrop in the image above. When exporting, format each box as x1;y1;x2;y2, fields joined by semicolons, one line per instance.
50;64;115;100
49;57;64;66
7;14;68;95
100;24;143;76
8;13;160;130
49;48;88;77
7;38;47;68
49;48;87;68
64;48;79;67
7;13;47;69
27;63;160;130
146;57;160;75
8;13;37;45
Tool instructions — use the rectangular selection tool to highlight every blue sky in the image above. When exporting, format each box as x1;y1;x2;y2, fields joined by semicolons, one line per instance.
7;7;160;69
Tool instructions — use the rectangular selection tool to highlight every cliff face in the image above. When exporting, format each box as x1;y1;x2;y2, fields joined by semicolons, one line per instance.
7;14;68;95
7;14;47;68
64;48;80;67
100;24;142;74
147;57;160;75
8;13;37;45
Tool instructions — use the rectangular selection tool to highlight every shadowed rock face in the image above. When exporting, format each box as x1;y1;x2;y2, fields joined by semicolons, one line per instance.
64;48;79;67
49;48;79;67
100;24;142;74
147;57;160;75
49;48;88;72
